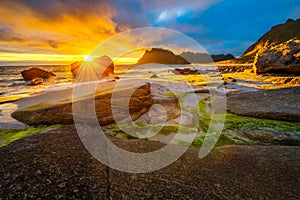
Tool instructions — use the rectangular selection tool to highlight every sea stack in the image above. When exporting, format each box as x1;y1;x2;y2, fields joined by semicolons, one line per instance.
137;48;190;65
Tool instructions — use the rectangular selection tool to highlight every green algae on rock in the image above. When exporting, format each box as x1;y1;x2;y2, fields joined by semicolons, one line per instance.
0;125;62;147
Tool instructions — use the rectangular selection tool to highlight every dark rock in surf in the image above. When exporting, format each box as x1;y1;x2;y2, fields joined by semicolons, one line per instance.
21;68;56;81
150;74;159;78
172;68;199;75
30;78;44;85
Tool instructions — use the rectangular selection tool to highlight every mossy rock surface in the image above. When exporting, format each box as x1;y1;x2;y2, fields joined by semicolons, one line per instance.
0;125;61;147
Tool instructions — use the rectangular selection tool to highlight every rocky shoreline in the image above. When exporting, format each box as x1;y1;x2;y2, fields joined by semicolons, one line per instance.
227;86;300;122
1;73;300;199
1;78;299;149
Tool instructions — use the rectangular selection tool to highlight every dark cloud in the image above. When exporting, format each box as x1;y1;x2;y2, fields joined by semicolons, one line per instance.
3;0;116;21
111;0;151;29
0;43;57;53
0;28;25;42
46;40;60;49
114;23;130;32
0;26;64;50
0;0;119;55
111;0;220;28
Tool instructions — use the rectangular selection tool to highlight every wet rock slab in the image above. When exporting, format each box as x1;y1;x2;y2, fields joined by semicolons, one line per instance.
11;83;153;126
227;86;300;122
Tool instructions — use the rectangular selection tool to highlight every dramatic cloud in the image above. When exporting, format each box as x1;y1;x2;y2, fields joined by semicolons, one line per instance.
0;0;299;64
111;0;220;31
112;0;300;55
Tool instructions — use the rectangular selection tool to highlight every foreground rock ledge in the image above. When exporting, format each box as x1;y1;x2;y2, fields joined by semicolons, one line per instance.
227;86;300;122
11;83;153;125
0;125;299;199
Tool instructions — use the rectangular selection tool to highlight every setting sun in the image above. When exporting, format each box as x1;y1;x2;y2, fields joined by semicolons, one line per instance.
84;55;93;62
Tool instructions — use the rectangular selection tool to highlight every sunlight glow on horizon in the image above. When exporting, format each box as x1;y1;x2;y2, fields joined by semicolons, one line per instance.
84;55;93;62
0;52;141;65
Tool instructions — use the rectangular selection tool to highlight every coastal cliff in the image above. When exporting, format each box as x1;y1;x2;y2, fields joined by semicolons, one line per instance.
236;18;300;63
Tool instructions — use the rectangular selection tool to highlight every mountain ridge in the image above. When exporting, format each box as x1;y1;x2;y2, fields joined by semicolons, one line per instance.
180;52;235;63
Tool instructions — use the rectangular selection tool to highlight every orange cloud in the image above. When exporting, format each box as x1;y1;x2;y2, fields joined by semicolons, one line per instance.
0;1;211;65
0;0;120;63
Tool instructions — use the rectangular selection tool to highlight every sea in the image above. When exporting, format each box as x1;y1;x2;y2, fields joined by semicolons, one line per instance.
0;64;220;99
0;65;73;99
0;63;220;129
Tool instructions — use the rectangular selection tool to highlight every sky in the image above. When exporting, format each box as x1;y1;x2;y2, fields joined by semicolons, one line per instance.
0;0;299;64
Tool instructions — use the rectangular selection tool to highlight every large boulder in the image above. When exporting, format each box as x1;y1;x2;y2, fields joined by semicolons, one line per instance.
21;68;56;81
254;38;300;74
11;83;153;125
227;86;300;122
71;55;115;78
